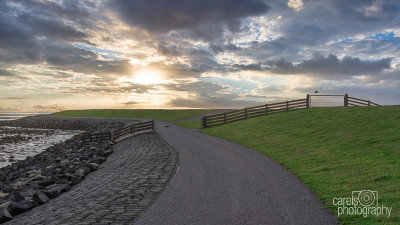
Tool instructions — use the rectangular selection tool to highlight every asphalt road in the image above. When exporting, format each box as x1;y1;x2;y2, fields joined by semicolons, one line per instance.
135;121;338;225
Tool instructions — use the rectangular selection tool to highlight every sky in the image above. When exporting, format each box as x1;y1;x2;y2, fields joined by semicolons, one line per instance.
0;0;399;112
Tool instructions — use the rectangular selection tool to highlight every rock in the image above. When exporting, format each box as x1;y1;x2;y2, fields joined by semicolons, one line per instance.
0;208;12;223
70;175;82;185
0;201;13;211
60;159;70;164
81;167;91;174
0;117;121;223
32;191;49;204
4;192;24;202
88;163;99;170
19;189;35;198
11;200;33;215
38;177;54;187
77;168;86;177
42;184;71;198
0;193;8;198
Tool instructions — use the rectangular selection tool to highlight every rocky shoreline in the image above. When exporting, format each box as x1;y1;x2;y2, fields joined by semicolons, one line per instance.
0;116;125;223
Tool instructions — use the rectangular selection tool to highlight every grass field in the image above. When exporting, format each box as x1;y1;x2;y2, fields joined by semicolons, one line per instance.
203;106;400;224
174;119;202;129
53;109;216;122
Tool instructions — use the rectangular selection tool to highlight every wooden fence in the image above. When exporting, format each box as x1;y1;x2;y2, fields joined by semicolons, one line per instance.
201;97;309;128
201;94;379;128
82;119;155;142
345;94;380;106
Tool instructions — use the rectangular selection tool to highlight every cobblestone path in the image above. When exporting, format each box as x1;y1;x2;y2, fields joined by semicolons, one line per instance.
5;133;178;225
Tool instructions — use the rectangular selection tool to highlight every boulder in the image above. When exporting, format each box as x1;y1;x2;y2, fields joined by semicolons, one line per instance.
88;163;100;171
0;208;12;223
42;184;71;198
32;191;49;204
4;192;24;202
11;200;33;215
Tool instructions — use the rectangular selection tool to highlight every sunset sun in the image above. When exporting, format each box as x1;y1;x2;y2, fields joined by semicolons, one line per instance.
133;70;163;85
119;70;164;85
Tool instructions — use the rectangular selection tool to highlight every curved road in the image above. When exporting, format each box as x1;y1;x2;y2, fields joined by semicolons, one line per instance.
136;121;338;225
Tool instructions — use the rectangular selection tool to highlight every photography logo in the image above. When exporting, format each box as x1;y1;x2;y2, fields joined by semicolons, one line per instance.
352;190;378;207
332;190;392;217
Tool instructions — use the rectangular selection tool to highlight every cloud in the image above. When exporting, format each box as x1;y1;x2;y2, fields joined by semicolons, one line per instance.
287;0;304;12
0;97;27;100
122;101;139;105
33;104;66;111
164;80;227;93
277;0;400;46
267;54;391;77
169;95;261;109
16;13;87;41
0;69;15;76
44;44;133;76
112;0;269;40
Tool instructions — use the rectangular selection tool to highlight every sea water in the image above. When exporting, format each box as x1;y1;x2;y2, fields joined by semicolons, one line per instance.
0;126;78;168
0;112;50;121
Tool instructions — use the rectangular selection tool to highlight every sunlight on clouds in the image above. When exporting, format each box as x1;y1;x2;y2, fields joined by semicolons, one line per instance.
288;0;304;12
119;69;165;85
231;16;283;46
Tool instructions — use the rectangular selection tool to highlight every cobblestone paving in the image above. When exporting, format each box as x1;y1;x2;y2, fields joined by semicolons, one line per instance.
5;132;178;225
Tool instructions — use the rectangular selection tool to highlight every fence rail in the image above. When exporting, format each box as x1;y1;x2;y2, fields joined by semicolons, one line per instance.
347;96;380;106
202;98;308;128
201;94;379;128
83;119;155;142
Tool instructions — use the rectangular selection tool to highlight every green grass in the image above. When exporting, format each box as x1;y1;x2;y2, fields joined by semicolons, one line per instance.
203;106;400;224
53;109;216;122
175;119;201;129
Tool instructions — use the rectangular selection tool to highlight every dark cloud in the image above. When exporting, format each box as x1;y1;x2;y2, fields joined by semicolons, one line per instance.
233;54;392;78
20;0;91;21
16;13;87;41
233;63;262;71
44;44;133;76
112;0;269;40
277;0;400;45
0;69;15;76
156;44;181;56
210;43;243;53
122;101;139;105
267;54;391;77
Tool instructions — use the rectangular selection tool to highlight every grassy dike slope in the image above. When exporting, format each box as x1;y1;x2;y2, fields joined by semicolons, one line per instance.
203;106;400;224
53;109;216;122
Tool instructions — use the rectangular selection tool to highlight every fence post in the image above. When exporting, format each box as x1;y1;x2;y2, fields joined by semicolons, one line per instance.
110;130;114;141
224;113;226;123
133;122;136;133
265;104;268;114
244;107;248;119
152;117;155;130
368;100;371;106
286;101;289;111
306;94;310;109
201;116;207;128
344;94;348;106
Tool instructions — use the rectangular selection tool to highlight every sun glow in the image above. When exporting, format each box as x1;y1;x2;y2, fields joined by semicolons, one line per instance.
120;70;164;85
